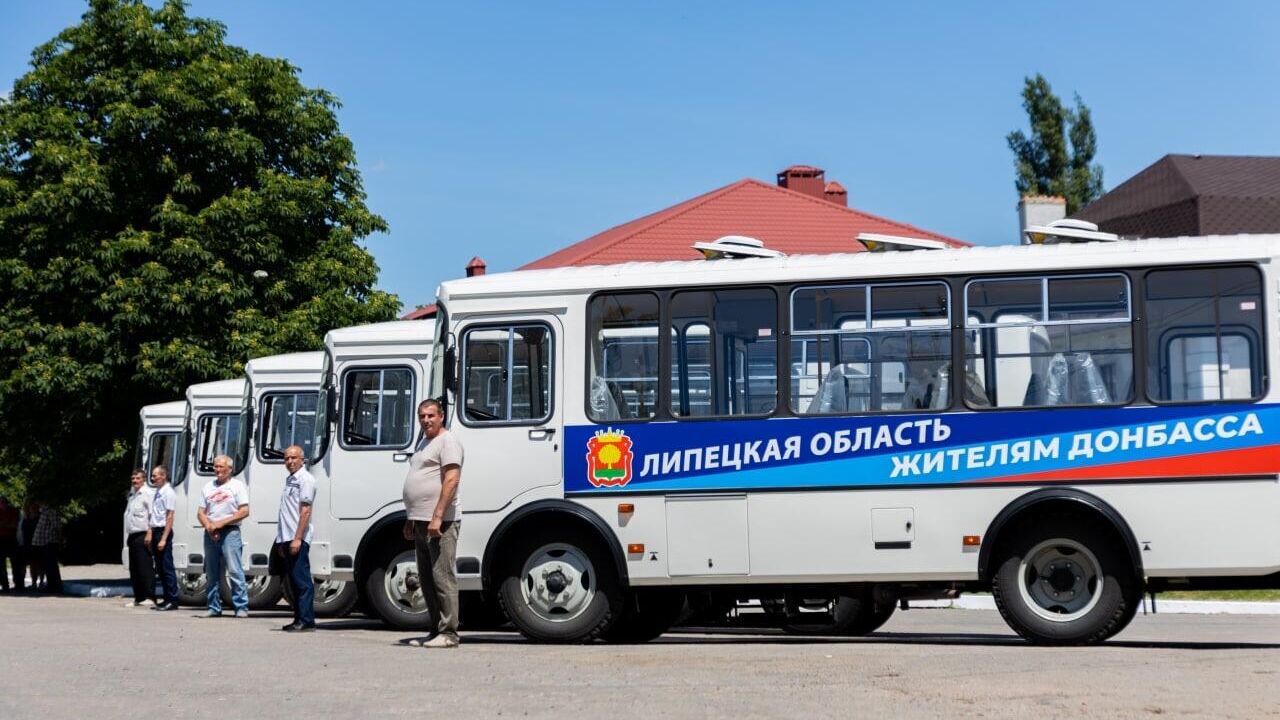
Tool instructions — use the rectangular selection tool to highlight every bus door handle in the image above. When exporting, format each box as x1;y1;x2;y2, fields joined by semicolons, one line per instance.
392;452;411;462
528;427;556;441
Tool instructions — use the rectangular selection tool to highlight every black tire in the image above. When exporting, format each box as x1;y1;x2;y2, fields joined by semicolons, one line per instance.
220;573;283;610
844;599;895;636
177;573;207;606
604;589;687;643
282;576;360;619
991;517;1140;646
496;529;623;643
361;541;434;630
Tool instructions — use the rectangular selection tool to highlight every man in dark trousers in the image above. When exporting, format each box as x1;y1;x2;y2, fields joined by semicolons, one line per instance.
146;466;179;610
124;469;156;607
275;445;316;632
0;498;18;592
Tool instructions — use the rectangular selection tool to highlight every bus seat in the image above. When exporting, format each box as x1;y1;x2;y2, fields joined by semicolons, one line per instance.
1042;352;1111;405
806;363;869;413
588;375;623;420
903;361;949;410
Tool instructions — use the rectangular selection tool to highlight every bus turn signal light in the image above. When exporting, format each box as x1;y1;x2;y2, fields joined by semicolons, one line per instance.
963;535;981;547
618;503;635;514
627;543;645;554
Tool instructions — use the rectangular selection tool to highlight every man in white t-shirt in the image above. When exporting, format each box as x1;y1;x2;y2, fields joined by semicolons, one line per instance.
146;466;179;610
401;398;464;648
197;454;250;617
275;445;316;632
123;469;156;608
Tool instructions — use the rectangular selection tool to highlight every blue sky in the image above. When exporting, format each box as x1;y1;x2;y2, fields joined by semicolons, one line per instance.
4;1;1279;311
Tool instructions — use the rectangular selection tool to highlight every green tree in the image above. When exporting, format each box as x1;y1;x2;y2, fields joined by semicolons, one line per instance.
1006;74;1104;214
0;0;398;508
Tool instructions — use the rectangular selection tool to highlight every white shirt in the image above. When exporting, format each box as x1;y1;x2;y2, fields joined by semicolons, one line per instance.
276;467;316;544
202;477;249;527
402;431;464;522
149;484;177;529
125;485;154;534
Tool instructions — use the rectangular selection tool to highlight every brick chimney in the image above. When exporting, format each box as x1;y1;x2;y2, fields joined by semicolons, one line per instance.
823;181;848;207
466;257;487;277
777;165;826;200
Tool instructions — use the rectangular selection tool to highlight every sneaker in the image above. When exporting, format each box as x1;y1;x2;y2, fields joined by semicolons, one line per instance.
124;600;152;608
205;610;222;618
234;609;249;618
422;634;459;649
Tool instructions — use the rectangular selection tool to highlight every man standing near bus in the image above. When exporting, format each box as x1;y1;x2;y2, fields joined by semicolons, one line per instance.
146;466;179;610
276;445;316;632
198;455;250;618
402;398;464;648
124;469;156;607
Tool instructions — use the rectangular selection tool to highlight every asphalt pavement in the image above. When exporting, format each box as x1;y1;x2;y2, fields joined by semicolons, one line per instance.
1;588;1277;719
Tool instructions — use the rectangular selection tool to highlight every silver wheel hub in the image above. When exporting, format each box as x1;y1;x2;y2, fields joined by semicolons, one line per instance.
520;543;595;623
1018;538;1103;622
316;579;347;604
383;550;428;614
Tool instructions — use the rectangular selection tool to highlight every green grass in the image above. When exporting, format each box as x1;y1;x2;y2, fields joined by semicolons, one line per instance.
1156;589;1280;602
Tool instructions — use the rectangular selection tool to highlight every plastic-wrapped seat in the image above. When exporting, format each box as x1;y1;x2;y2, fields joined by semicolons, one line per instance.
806;364;870;413
1042;352;1112;405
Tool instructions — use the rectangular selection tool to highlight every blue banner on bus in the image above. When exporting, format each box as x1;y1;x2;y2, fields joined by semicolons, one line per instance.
564;403;1280;494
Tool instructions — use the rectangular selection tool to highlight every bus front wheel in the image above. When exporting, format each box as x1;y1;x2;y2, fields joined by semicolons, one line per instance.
991;518;1139;645
497;530;623;643
363;544;434;630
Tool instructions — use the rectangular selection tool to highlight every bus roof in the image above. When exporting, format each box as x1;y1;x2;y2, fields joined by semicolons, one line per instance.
139;400;186;423
325;319;435;348
185;378;245;405
244;351;323;374
438;234;1280;303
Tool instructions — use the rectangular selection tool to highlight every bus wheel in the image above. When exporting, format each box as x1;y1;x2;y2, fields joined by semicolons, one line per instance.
363;545;434;630
604;589;687;643
991;518;1139;645
221;573;283;610
497;530;622;643
177;573;207;606
282;576;360;618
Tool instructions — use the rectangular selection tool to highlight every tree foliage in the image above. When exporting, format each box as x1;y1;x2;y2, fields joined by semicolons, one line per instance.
0;0;398;507
1006;74;1104;214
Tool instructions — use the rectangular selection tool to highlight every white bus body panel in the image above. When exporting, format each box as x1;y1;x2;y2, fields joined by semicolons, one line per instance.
173;379;245;571
124;401;186;568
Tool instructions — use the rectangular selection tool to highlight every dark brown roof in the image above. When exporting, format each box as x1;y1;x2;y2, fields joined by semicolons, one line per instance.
1073;154;1280;237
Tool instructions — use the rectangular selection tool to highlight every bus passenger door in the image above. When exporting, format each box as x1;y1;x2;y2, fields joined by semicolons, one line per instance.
451;317;563;511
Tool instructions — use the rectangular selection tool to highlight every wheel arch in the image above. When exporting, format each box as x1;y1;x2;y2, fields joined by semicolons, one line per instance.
978;487;1144;583
481;499;629;594
354;509;408;582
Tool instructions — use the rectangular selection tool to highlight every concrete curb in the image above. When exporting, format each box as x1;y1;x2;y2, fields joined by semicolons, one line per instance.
912;595;1280;615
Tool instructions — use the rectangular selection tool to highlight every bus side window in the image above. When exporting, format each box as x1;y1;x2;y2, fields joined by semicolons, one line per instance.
670;288;777;418
1145;266;1264;402
341;368;414;448
964;274;1132;408
588;293;659;422
461;324;552;424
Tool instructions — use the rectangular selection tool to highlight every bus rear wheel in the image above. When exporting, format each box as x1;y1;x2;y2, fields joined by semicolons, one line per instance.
991;518;1139;645
497;530;622;643
220;573;283;610
282;576;360;618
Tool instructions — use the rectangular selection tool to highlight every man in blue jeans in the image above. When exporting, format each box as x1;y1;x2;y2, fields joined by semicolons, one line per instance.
198;454;250;617
147;466;179;610
275;445;316;632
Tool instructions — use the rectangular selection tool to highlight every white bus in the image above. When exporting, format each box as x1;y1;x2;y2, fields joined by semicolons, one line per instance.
426;234;1280;644
237;351;361;616
126;401;185;568
304;320;440;628
169;378;247;606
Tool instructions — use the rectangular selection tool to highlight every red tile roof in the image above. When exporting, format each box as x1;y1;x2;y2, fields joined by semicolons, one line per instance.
520;178;966;270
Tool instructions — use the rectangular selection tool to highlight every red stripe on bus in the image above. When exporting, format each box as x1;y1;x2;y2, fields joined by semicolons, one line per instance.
974;444;1280;484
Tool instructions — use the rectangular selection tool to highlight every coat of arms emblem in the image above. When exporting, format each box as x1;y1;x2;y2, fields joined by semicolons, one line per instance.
586;427;634;488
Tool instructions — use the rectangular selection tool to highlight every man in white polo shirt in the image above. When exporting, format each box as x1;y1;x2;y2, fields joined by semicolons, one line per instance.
146;465;179;610
275;445;316;632
198;454;250;618
123;469;156;608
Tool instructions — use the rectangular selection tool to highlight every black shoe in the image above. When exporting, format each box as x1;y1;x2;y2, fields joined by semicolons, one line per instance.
282;621;316;632
154;602;178;611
